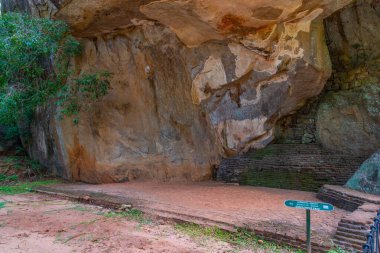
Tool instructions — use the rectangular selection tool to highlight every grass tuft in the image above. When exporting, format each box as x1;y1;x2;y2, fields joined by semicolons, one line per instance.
101;209;152;225
0;179;60;195
0;174;19;182
174;223;304;253
327;247;348;253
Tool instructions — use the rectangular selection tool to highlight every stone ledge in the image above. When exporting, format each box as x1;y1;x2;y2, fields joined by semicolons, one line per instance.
322;185;380;204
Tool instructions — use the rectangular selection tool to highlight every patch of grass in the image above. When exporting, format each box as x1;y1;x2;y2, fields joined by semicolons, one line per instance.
69;205;92;212
2;156;21;164
251;146;278;160
2;156;27;170
327;247;348;253
0;174;19;182
174;223;303;253
0;179;60;195
1;155;46;179
0;202;5;208
101;209;152;225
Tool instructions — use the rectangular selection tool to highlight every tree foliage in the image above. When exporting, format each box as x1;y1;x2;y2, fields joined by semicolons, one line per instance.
0;13;110;138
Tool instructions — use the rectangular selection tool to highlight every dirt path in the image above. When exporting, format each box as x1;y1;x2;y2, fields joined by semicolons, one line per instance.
0;194;286;253
36;181;348;246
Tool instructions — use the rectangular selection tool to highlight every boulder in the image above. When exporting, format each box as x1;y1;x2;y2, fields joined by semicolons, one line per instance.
316;83;380;156
315;0;380;156
2;0;353;183
346;150;380;195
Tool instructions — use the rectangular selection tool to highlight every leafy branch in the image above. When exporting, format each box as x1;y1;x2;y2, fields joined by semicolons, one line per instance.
0;12;111;137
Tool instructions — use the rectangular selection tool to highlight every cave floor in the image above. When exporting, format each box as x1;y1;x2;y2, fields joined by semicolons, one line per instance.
34;181;349;249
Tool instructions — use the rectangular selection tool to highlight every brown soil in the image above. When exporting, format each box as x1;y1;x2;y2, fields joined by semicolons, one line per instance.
0;194;249;253
0;182;351;252
38;181;348;245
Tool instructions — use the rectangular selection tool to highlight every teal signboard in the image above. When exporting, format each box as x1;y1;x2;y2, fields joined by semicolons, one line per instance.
285;199;334;253
284;200;334;211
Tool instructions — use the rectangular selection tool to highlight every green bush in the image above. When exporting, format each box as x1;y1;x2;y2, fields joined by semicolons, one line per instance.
0;12;110;137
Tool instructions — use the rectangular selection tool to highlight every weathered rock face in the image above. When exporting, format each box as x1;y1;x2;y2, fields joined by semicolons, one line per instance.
2;0;353;183
317;83;380;156
0;0;58;17
30;24;227;183
325;0;380;72
346;150;380;195
316;0;380;156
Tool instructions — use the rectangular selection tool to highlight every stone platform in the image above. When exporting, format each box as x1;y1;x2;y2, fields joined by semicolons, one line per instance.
35;181;349;252
318;185;380;212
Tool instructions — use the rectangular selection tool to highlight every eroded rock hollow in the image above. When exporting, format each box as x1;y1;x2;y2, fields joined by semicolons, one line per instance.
3;0;353;183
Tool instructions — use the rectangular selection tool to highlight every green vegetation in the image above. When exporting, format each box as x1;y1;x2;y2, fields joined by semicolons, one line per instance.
0;202;5;208
327;249;347;253
240;170;319;192
174;223;303;253
0;155;48;181
0;12;110;138
69;205;93;212
3;155;43;171
250;146;278;160
0;174;18;182
102;209;152;225
0;179;59;195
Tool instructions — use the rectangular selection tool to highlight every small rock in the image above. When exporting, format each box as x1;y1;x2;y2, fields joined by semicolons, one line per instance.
120;204;132;210
258;239;264;244
83;196;90;201
302;133;314;144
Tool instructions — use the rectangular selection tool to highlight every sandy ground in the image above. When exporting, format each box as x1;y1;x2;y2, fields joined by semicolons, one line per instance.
0;193;265;253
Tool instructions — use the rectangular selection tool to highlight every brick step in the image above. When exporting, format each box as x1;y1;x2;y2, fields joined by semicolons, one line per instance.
318;193;362;211
319;191;364;206
333;239;363;251
338;221;369;231
319;189;366;201
334;235;366;249
340;219;371;227
338;226;369;235
336;230;367;241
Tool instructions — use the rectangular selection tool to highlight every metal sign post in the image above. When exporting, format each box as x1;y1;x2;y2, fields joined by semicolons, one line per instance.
285;200;334;253
306;209;311;253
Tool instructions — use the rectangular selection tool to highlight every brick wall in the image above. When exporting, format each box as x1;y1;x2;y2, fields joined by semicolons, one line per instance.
217;144;367;192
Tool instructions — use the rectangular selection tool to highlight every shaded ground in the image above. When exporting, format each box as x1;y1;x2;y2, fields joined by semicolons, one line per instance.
35;181;349;248
0;194;299;253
